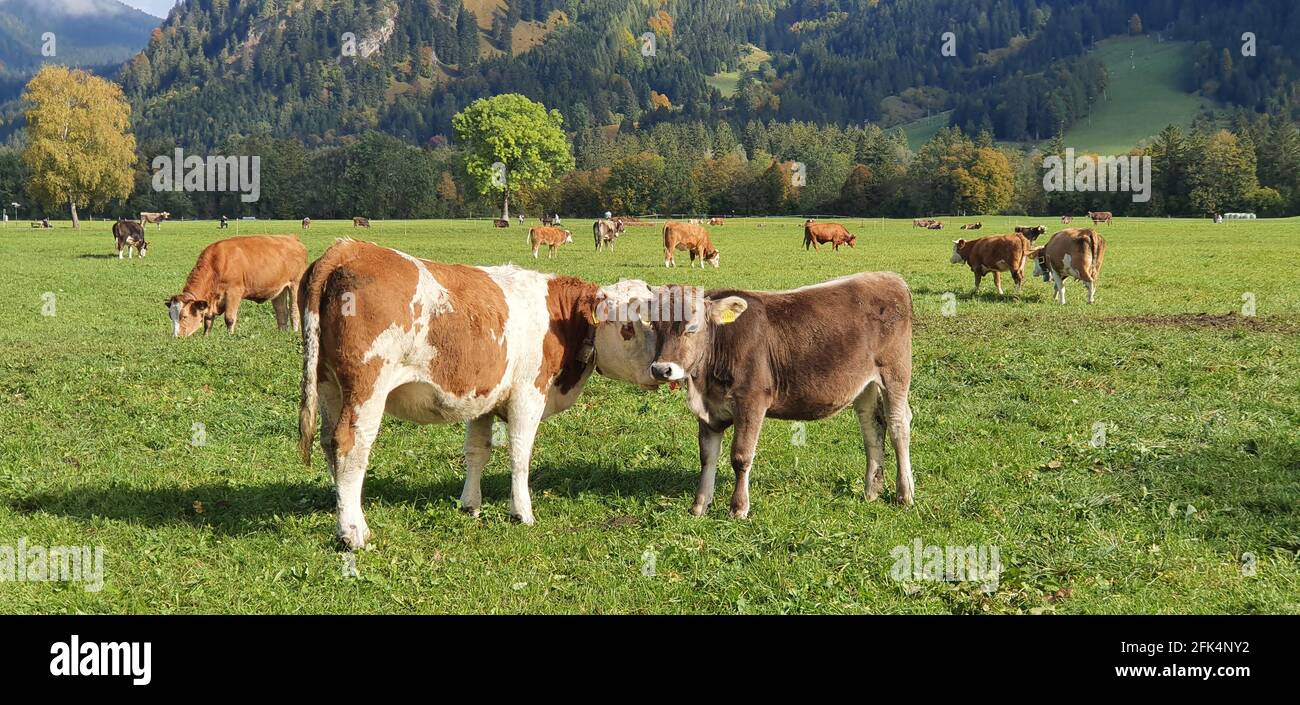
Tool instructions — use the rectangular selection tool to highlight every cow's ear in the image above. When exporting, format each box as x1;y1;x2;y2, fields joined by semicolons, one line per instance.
708;296;747;325
955;239;964;248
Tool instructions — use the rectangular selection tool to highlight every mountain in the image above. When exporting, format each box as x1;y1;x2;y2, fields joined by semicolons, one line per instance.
0;0;158;70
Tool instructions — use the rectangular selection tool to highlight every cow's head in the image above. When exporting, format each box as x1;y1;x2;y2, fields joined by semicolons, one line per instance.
845;234;857;248
703;247;720;268
588;280;661;388
563;229;573;244
614;219;625;234
1029;246;1050;280
165;292;210;337
950;240;969;264
648;285;747;383
1024;225;1046;241
137;239;148;257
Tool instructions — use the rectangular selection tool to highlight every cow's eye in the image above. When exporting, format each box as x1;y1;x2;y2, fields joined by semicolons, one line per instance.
684;322;701;334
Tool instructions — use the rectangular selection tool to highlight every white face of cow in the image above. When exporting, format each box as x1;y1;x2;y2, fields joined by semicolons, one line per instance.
950;240;965;264
564;230;573;244
167;295;208;337
590;280;661;389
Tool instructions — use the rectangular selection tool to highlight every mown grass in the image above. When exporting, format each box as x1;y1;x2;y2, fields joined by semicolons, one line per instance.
0;215;1296;614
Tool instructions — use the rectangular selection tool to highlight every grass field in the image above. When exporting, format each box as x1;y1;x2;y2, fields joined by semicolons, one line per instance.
1;216;1297;614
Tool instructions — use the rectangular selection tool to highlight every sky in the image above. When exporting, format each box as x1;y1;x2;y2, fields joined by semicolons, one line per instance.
120;0;174;19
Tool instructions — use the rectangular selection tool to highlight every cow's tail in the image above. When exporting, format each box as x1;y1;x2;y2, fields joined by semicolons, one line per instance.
1087;230;1103;280
297;239;352;465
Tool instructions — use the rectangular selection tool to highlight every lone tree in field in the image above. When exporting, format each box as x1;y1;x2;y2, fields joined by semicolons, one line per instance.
22;67;135;229
453;94;573;221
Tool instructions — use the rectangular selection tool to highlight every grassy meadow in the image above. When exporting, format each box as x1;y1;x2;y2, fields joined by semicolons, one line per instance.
0;215;1297;614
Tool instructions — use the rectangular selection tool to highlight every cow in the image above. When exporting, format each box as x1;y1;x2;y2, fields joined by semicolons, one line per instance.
593;218;625;252
302;217;312;229
708;217;725;226
295;239;662;548
353;217;371;228
663;221;719;268
1032;228;1107;304
959;223;982;230
139;212;170;229
688;218;702;225
528;226;573;259
219;215;229;229
1013;225;1047;241
949;232;1037;296
642;274;915;515
912;218;934;229
1087;211;1113;225
112;219;147;259
926;221;944;230
166;235;308;337
1060;215;1073;224
803;220;857;251
493;218;509;228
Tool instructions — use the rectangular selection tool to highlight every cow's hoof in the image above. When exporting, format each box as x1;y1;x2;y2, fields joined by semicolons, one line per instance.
510;513;536;526
895;493;914;507
337;521;371;551
459;505;481;518
864;488;881;502
688;502;710;517
729;506;750;520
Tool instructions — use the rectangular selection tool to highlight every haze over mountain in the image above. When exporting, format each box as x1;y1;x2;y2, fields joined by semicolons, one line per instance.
0;0;158;70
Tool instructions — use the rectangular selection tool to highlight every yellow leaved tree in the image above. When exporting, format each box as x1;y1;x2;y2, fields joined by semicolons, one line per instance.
21;66;136;229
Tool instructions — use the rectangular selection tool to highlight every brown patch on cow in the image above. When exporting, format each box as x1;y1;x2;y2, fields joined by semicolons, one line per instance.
535;276;598;394
663;221;719;266
420;263;511;397
1101;313;1300;334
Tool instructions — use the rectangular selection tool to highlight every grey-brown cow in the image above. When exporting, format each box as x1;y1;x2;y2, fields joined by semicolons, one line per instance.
644;274;915;516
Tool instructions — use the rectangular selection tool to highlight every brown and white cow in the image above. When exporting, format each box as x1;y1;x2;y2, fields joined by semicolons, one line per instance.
949;232;1036;295
1087;211;1113;225
1060;215;1073;224
593;218;625;251
353;217;371;228
960;223;982;230
139;211;170;229
708;217;725;226
166;235;308;337
642;274;915;515
296;239;661;548
663;221;719;268
1013;225;1046;241
803;220;857;251
1032;228;1107;304
302;217;312;229
912;218;934;229
113;219;147;259
528;226;573;259
926;221;944;230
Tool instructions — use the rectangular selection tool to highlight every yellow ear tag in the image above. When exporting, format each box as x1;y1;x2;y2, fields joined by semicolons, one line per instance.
719;309;738;324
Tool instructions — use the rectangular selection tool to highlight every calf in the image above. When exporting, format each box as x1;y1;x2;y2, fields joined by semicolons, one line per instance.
528;226;573;259
1087;211;1113;225
1060;215;1072;224
1013;225;1046;241
1032;228;1107;304
353;217;370;228
219;215;229;229
112;219;148;259
166;235;307;337
645;274;915;515
139;211;170;229
296;240;660;548
804;220;857;251
593;218;625;252
949;232;1036;295
302;217;312;229
960;223;982;230
663;221;720;268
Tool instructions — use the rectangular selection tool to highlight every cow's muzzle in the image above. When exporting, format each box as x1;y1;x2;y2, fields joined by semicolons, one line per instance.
650;362;686;382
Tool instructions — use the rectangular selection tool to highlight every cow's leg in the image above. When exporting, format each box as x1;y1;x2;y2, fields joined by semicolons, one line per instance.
972;270;983;294
993;271;1004;296
728;406;768;519
881;366;915;506
854;382;887;501
690;420;725;516
1084;279;1097;304
288;281;302;332
225;297;242;333
330;387;385;550
664;250;673;268
1011;266;1025;294
117;243;124;259
531;245;539;259
1050;270;1066;304
459;415;493;517
505;395;545;524
271;290;290;330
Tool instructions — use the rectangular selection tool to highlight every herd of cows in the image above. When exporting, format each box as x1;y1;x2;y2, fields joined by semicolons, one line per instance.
123;211;1113;548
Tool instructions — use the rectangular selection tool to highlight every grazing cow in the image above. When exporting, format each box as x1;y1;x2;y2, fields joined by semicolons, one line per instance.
926;221;944;230
708;217;725;226
1032;228;1107;304
960;223;982;230
1060;215;1072;224
663;221;720;268
296;239;662;547
493;218;509;228
528;226;573;259
302;217;312;229
166;235;308;337
949;232;1036;295
1013;225;1047;241
644;274;915;514
353;217;371;228
804;220;857;251
112;219;147;259
593;218;625;251
139;211;170;229
912;218;934;229
219;215;230;229
1087;211;1113;225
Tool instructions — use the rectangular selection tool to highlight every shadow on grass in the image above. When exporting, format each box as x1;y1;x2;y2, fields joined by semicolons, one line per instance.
7;461;698;536
77;253;124;260
910;283;1049;303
